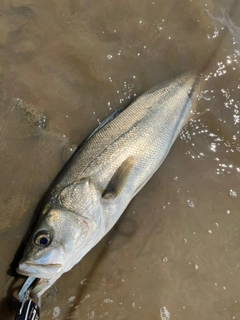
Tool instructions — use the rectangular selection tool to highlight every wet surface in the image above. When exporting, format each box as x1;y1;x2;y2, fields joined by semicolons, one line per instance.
0;0;240;319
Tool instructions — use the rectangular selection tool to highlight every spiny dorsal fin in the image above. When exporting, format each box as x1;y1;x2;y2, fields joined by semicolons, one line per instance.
86;109;121;142
102;156;135;199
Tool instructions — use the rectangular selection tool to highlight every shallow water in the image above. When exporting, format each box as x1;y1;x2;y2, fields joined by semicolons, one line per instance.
0;0;240;319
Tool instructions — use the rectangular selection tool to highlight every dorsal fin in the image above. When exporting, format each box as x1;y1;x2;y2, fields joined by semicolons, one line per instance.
86;109;121;142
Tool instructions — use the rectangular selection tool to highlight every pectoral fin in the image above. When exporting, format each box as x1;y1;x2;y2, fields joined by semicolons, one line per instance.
102;156;135;199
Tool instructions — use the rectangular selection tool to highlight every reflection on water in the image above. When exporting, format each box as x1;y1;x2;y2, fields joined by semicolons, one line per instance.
0;0;240;319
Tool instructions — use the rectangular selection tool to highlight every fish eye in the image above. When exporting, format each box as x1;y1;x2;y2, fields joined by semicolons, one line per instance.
34;231;51;247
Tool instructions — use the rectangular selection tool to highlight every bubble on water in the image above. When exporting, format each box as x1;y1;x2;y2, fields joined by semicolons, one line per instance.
52;306;60;318
104;298;114;303
210;142;217;152
68;296;75;303
226;57;232;64
187;200;195;208
160;306;170;320
88;310;95;319
227;210;231;214
229;189;237;198
163;257;168;262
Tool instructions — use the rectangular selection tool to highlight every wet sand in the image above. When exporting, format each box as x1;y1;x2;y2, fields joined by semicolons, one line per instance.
0;0;240;319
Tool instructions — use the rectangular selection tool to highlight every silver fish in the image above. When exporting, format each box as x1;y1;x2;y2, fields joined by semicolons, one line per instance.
17;73;197;297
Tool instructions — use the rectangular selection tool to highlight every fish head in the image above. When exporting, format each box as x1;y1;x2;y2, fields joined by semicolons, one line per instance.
17;179;105;297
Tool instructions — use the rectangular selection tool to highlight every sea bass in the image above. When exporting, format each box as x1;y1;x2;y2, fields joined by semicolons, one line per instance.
17;73;197;297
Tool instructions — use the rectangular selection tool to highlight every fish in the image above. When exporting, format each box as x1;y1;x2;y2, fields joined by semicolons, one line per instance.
17;73;197;297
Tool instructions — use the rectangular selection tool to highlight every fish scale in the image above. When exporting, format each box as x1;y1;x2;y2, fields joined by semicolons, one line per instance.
51;74;195;191
17;72;197;298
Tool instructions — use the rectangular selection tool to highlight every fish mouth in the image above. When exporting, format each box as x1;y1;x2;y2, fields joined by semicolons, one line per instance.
30;278;54;298
17;262;63;297
17;262;63;279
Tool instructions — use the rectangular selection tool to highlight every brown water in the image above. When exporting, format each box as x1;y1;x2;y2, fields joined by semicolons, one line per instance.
0;0;240;319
